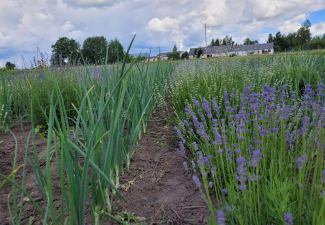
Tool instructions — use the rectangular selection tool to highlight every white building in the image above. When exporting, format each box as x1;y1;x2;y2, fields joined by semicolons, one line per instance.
188;42;274;59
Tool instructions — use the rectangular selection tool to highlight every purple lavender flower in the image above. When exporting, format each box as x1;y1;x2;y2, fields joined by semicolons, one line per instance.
238;184;247;191
184;120;189;127
192;142;198;151
298;183;304;188
217;149;223;153
201;194;206;199
236;166;247;176
236;175;247;182
213;130;223;146
193;175;201;187
236;157;247;166
284;213;293;225
316;83;325;98
225;206;236;211
216;210;226;225
235;148;241;154
202;97;212;118
296;157;304;170
197;154;204;166
177;142;186;155
193;97;200;107
249;174;260;182
251;149;262;167
174;126;185;142
322;191;325;197
212;97;220;116
222;188;227;195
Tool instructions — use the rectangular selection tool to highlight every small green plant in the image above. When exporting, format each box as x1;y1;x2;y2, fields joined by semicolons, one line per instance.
28;216;35;225
116;210;145;224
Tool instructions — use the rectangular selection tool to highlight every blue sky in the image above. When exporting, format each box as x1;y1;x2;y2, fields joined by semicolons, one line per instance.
1;0;325;68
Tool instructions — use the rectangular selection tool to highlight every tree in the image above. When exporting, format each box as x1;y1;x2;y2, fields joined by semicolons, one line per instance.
215;39;220;46
181;51;189;59
297;19;312;45
210;39;215;46
222;38;227;45
5;62;16;70
167;52;180;60
51;37;80;66
81;36;108;65
173;44;177;52
224;35;233;45
195;47;203;58
267;34;273;43
137;55;147;62
243;38;259;45
107;38;124;64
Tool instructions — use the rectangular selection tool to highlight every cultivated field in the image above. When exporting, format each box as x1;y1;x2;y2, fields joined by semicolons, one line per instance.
1;47;325;225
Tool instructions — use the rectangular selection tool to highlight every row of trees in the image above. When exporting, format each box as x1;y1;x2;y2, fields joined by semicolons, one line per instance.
51;36;127;66
267;19;325;51
209;35;235;46
166;44;189;60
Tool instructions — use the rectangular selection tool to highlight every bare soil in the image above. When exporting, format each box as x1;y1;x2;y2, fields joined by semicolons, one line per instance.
0;111;212;224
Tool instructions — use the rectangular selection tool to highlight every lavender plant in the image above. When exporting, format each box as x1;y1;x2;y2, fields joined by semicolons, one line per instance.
175;84;325;224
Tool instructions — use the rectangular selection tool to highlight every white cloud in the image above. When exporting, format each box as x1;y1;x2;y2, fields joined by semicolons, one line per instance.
147;17;183;33
311;21;325;36
279;14;307;34
63;0;121;7
1;0;325;66
61;21;75;32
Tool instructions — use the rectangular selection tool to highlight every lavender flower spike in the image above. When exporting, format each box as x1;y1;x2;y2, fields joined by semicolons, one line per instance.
251;149;262;167
192;175;201;187
296;157;304;170
216;210;226;225
284;213;293;225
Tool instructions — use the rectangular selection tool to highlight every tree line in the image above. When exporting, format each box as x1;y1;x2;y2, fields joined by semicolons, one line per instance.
267;19;325;51
51;36;140;66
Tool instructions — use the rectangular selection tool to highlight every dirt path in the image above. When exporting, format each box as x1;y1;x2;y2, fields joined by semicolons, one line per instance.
0;112;212;224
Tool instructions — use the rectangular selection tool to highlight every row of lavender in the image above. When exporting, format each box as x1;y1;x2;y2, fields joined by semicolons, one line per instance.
172;55;325;224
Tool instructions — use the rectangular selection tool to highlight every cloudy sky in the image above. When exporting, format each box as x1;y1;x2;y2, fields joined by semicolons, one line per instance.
1;0;325;68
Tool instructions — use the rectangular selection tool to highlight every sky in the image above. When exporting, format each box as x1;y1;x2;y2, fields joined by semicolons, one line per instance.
1;0;325;68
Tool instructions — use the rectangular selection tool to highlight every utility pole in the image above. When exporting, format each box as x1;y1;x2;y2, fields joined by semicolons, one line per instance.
205;24;207;58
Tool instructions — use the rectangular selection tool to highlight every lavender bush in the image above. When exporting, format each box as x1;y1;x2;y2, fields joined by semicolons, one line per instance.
175;84;325;224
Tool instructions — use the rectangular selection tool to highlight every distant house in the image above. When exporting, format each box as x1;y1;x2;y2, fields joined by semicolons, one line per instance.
145;50;185;62
231;43;274;56
148;56;156;62
188;43;274;59
189;45;232;59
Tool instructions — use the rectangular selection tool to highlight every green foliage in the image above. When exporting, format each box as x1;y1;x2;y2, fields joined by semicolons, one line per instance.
136;55;147;62
167;51;180;60
51;37;81;65
181;51;189;59
170;52;325;225
173;44;177;52
267;19;316;51
82;36;108;65
5;62;16;70
195;47;203;58
107;38;124;64
243;38;258;45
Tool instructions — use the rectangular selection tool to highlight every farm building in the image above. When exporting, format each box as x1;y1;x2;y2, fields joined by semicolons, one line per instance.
231;43;274;56
147;51;184;61
188;42;274;58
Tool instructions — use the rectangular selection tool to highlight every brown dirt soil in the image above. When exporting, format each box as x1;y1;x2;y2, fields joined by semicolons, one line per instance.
0;111;212;224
